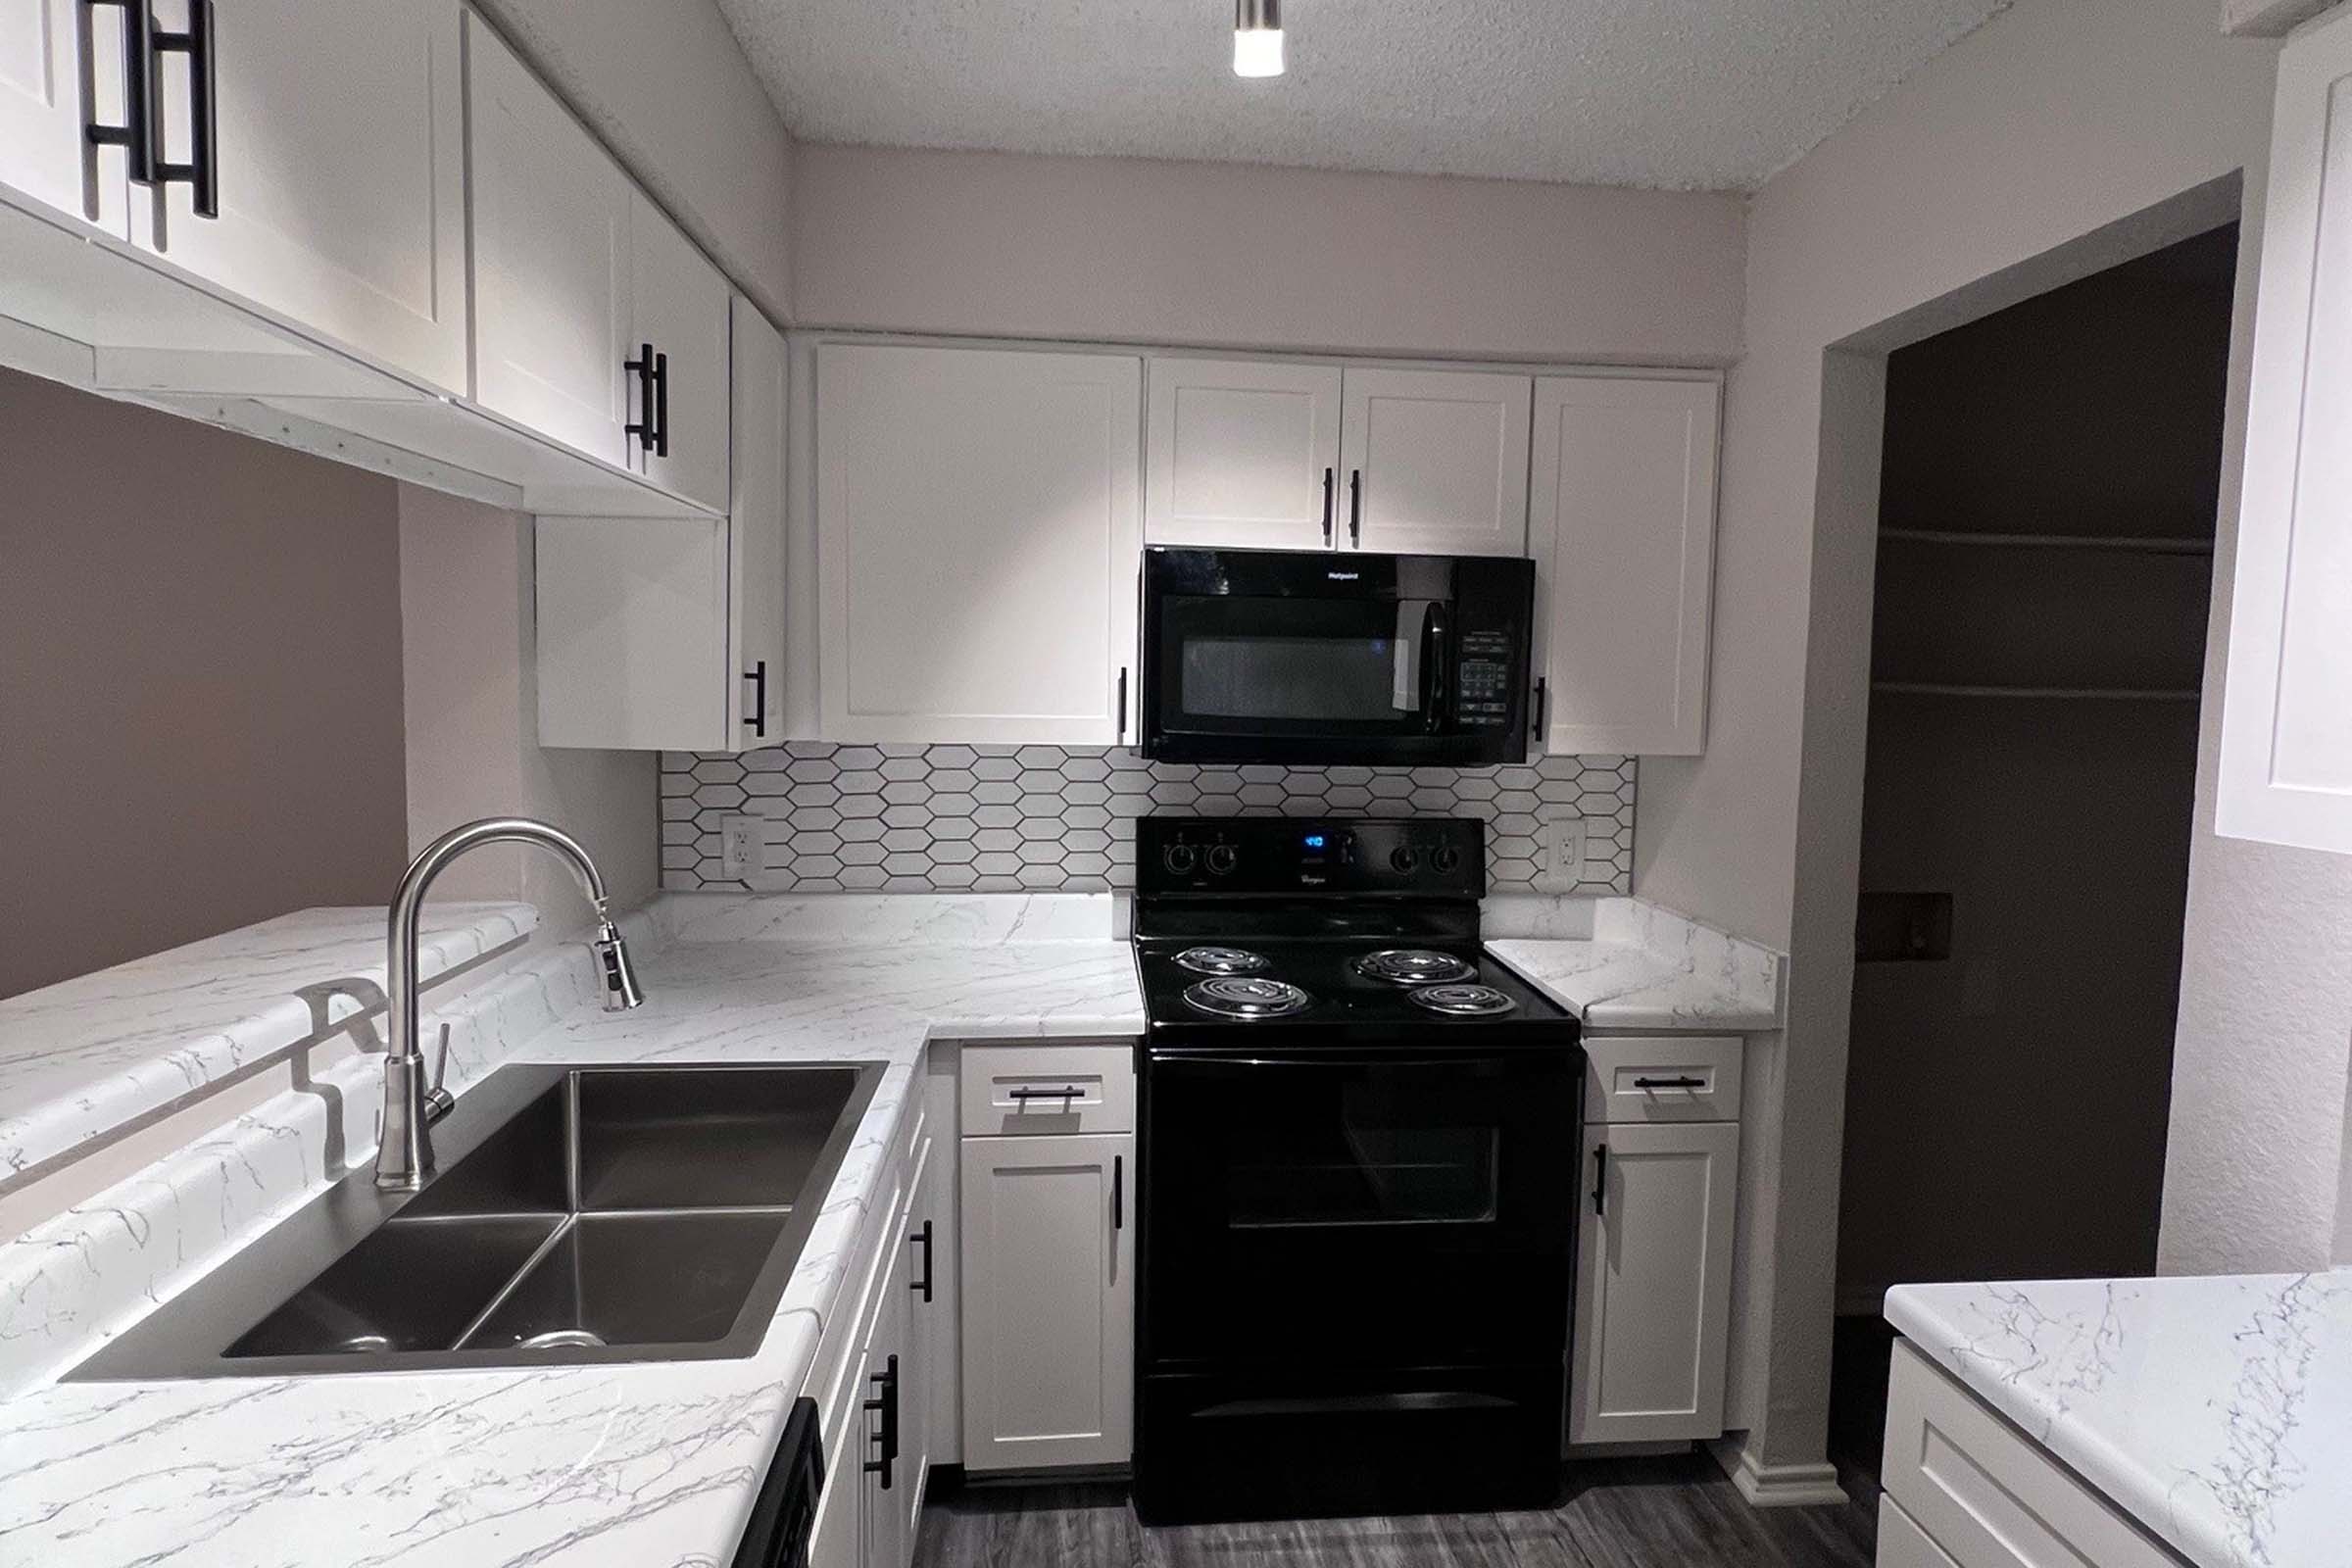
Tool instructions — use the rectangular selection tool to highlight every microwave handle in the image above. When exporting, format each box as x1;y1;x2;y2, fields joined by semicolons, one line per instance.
1419;604;1451;733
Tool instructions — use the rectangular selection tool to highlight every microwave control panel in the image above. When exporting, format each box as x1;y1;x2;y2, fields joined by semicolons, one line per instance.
1455;629;1516;729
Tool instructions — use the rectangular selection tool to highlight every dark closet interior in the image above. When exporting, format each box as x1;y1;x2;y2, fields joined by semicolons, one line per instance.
1829;223;2240;1468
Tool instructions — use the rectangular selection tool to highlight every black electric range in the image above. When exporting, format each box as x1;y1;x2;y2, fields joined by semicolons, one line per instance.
1131;815;1583;1524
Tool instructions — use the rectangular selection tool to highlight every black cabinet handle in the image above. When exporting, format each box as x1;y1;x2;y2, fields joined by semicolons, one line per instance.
862;1353;899;1491
626;343;668;455
652;349;669;456
1633;1075;1708;1091
148;0;218;218
1592;1143;1607;1217
83;0;154;183
1116;665;1128;743
743;660;767;738
910;1219;934;1303
1348;467;1363;547
1320;466;1335;547
1007;1085;1083;1102
1532;677;1546;742
1113;1153;1124;1231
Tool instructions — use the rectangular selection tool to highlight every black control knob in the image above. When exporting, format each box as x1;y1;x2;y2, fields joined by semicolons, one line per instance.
1431;844;1463;874
1205;843;1239;876
1389;846;1419;873
1163;843;1199;875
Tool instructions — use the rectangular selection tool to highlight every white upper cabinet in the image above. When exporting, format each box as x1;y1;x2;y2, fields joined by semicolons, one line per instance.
466;10;629;466
1570;1118;1740;1446
1145;357;1342;549
1340;366;1532;556
127;0;468;395
815;343;1142;746
534;295;783;751
2219;5;2352;856
1529;375;1720;756
0;0;133;234
626;194;731;513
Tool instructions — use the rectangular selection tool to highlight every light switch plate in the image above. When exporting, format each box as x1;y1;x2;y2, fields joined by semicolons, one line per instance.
1536;815;1587;893
720;815;763;879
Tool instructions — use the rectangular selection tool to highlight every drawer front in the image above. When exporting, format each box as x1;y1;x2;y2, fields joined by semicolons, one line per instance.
1883;1342;2186;1568
1582;1036;1742;1123
959;1043;1137;1136
1878;1494;1962;1568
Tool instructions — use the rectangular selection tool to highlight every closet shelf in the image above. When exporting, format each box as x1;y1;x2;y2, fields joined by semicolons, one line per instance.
1872;681;2200;702
1879;527;2214;556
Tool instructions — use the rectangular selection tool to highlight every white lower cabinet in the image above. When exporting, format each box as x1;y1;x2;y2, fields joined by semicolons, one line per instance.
958;1130;1136;1472
1879;1340;2187;1568
1569;1113;1739;1446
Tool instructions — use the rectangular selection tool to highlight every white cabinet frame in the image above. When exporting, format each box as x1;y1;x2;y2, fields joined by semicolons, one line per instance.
2218;4;2352;854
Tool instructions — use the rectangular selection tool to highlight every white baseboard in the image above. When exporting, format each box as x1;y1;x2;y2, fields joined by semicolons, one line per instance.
1706;1435;1853;1508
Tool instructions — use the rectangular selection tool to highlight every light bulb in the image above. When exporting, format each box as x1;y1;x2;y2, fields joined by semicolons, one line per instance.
1234;0;1284;77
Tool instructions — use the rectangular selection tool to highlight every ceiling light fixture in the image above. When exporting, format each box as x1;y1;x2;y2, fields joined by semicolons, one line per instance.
1233;0;1284;77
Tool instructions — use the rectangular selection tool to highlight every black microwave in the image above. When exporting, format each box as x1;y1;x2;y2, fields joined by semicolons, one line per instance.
1138;547;1536;766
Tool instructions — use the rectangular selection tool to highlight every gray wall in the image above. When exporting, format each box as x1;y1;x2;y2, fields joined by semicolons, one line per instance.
0;368;409;997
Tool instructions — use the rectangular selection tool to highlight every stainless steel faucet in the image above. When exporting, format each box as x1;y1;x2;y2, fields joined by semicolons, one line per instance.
375;816;646;1192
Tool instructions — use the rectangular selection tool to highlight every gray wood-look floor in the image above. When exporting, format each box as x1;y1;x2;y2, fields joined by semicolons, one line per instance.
912;1454;1880;1568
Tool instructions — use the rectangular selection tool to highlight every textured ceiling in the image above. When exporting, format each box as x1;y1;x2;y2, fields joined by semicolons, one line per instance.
716;0;2012;191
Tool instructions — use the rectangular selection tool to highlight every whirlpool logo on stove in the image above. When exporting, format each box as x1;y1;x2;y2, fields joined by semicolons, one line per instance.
1325;571;1360;581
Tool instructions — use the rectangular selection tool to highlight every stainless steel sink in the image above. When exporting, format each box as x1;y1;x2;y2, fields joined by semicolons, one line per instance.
70;1061;881;1379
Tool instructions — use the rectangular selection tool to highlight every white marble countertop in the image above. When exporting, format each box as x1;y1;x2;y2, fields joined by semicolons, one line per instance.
0;902;537;1188
0;897;1141;1567
1886;1272;2352;1568
1486;897;1785;1031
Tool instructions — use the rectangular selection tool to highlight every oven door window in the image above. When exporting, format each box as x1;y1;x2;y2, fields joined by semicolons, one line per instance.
1142;1052;1575;1370
1158;596;1446;736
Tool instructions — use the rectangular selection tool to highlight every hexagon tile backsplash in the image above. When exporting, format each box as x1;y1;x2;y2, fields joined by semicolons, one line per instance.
660;745;1636;896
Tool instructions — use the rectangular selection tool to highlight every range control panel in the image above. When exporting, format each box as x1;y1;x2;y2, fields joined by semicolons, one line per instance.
1136;816;1486;898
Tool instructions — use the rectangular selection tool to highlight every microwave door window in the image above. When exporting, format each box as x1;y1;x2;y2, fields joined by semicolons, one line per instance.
1180;635;1396;721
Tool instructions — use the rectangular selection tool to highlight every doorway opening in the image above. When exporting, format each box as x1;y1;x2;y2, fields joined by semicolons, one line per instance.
1826;223;2241;1475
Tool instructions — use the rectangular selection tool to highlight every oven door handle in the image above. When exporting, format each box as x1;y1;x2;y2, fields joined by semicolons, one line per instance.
1152;1053;1547;1072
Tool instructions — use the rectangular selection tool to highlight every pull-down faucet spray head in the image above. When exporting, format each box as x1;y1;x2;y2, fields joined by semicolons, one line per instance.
375;817;647;1192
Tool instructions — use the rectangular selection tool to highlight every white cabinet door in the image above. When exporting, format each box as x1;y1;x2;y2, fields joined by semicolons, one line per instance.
466;11;629;466
627;193;730;513
0;0;131;233
1529;375;1720;756
729;294;786;743
1569;1119;1738;1446
532;297;784;752
1339;366;1531;556
808;1343;866;1568
958;1133;1135;1472
1145;356;1342;548
2219;5;2352;855
128;0;467;394
816;344;1142;746
862;1205;915;1568
893;1134;938;1552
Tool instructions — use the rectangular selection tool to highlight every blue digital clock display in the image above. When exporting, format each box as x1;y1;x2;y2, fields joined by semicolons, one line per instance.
1302;833;1327;850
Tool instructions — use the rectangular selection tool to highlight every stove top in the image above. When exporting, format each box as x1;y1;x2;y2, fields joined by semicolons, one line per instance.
1132;815;1579;1051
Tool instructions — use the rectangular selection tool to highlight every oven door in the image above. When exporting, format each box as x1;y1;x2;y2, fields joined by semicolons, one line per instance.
1140;1046;1579;1373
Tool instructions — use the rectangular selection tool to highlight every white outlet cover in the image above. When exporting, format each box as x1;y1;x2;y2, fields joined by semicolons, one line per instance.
1537;815;1587;893
720;815;763;879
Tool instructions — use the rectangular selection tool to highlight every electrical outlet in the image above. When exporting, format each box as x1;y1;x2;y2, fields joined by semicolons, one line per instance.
720;815;763;879
1537;815;1587;893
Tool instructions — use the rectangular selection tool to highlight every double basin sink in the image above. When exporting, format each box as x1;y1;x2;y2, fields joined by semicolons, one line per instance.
72;1060;880;1379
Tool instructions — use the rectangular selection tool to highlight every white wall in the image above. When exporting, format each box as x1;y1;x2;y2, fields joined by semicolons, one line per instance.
790;145;1745;364
399;486;656;934
1656;0;2289;1490
476;0;794;321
